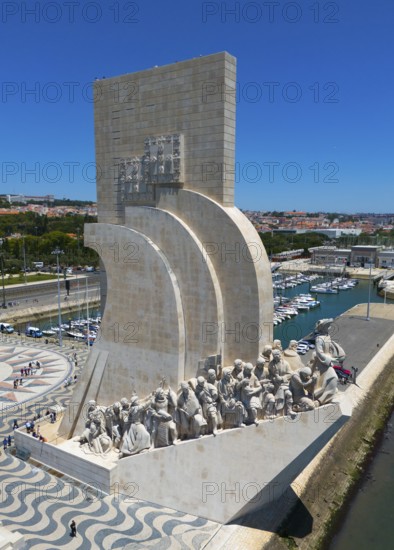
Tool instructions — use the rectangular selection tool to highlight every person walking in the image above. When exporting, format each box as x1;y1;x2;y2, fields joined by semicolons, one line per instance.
70;520;77;537
3;437;8;451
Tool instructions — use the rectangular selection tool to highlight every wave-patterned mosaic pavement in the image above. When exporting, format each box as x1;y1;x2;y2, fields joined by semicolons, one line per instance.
0;451;219;549
0;338;219;549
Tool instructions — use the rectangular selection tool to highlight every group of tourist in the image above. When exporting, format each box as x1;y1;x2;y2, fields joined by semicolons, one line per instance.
2;435;12;451
13;361;42;389
74;319;346;457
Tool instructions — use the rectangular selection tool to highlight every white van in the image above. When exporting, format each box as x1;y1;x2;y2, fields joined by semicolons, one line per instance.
0;323;14;333
25;327;43;338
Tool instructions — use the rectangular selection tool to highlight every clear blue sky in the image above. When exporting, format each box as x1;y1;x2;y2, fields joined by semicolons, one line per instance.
1;0;393;212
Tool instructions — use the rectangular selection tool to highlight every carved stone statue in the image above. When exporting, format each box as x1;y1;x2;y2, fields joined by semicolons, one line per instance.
268;349;293;416
261;381;277;419
283;340;305;371
217;369;245;429
239;377;262;425
146;387;178;448
175;382;206;439
312;319;344;406
231;359;244;381
272;339;283;352
74;401;112;454
105;401;123;448
207;369;219;388
195;376;219;436
289;367;317;411
253;357;266;381
260;344;273;363
119;395;151;457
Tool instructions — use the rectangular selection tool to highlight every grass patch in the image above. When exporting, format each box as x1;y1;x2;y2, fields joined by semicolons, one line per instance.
2;274;58;286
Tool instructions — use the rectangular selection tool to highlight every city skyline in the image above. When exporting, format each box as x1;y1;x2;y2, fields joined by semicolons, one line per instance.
1;1;393;212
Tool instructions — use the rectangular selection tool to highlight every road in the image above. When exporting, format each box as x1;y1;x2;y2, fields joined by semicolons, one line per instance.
2;274;101;312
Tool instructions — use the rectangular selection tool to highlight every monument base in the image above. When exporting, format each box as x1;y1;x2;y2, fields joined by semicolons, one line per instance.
14;398;350;524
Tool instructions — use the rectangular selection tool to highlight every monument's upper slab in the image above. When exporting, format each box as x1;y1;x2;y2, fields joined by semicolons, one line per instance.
94;52;236;224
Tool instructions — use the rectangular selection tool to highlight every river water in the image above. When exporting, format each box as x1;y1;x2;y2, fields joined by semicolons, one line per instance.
272;276;392;549
273;278;385;348
329;412;394;549
273;277;393;548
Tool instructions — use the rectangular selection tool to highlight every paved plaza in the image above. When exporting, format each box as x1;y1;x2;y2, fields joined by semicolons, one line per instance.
0;335;220;549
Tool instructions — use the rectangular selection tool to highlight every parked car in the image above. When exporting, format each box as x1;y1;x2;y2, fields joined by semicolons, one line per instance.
25;327;43;338
0;322;14;333
298;340;315;349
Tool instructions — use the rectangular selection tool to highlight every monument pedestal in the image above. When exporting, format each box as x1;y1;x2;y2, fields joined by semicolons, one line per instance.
14;398;350;524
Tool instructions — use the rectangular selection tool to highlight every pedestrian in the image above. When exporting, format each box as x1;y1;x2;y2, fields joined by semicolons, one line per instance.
3;437;7;451
20;368;24;377
53;411;57;422
19;378;23;385
13;420;19;430
7;435;11;446
70;520;77;537
50;413;54;424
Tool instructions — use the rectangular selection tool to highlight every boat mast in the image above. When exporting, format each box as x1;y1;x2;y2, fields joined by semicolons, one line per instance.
86;276;89;335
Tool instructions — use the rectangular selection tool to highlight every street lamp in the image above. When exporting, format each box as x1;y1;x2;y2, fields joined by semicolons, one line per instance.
22;235;27;285
366;260;372;321
0;240;6;309
52;248;64;347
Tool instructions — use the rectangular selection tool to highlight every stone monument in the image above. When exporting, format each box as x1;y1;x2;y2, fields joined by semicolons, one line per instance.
15;54;353;526
61;52;274;437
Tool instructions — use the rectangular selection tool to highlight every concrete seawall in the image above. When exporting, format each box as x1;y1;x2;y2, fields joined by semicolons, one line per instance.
269;304;394;549
204;303;394;549
0;299;100;326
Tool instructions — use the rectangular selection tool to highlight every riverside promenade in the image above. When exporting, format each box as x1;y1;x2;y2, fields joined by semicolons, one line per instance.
0;306;393;549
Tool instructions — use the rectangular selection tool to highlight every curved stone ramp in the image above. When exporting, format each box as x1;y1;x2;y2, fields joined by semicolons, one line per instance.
0;452;219;549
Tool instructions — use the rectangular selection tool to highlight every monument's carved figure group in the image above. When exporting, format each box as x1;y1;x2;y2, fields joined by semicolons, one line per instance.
74;319;345;456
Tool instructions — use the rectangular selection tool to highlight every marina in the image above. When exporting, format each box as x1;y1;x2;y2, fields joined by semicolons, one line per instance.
273;275;386;349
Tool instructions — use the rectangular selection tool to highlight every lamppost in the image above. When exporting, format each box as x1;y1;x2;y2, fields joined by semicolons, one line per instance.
22;235;27;285
52;248;64;347
0;239;6;309
366;260;372;321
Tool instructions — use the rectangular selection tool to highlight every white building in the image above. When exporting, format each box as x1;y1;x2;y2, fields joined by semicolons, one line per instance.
377;249;394;268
